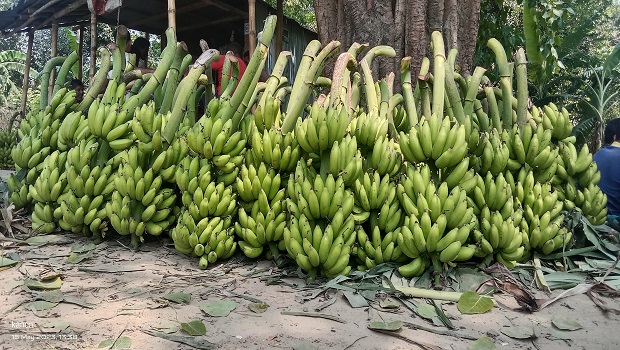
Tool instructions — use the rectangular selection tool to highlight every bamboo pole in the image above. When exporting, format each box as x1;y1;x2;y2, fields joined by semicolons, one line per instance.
275;0;283;56
49;21;58;102
78;25;84;81
20;31;34;117
89;12;97;81
168;0;176;33
248;0;256;56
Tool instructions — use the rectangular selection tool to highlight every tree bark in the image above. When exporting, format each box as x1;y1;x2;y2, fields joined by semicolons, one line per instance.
313;0;481;83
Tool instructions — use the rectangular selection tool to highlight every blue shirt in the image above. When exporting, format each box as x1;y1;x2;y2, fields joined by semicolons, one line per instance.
593;144;620;216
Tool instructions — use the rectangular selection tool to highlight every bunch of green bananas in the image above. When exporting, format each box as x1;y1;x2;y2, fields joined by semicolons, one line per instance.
28;150;68;233
59;139;115;238
186;116;245;185
349;110;388;150
287;163;355;223
0;130;17;169
295;102;349;155
399;116;469;169
57;111;91;151
248;127;301;173
171;211;237;269
366;136;403;178
328;135;363;186
7;175;29;208
392;105;411;133
533;102;572;141
106;146;178;243
86;99;133;150
473;129;510;174
235;188;287;258
253;98;282;134
352;175;406;269
283;213;356;277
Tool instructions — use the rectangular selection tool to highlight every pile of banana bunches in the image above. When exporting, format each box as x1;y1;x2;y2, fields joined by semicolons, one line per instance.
7;16;607;279
0;129;17;169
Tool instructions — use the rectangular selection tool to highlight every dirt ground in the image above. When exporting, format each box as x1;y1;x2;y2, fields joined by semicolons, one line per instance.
1;231;619;350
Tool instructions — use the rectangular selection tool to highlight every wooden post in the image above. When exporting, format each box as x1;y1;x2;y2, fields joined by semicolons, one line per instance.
89;12;97;81
49;21;58;101
20;31;34;117
248;0;256;56
275;0;283;55
78;25;84;81
168;0;176;33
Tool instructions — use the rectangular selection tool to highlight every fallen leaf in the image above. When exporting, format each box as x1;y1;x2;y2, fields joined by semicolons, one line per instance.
29;300;58;311
163;292;191;304
40;320;70;333
200;300;237;317
71;242;96;253
152;321;181;334
500;325;536;339
25;235;69;246
367;320;403;331
416;303;438;320
0;256;18;267
467;337;496;350
248;303;269;313
66;251;93;264
181;320;206;336
552;316;582;331
142;330;216;349
24;277;62;290
63;295;96;308
36;290;64;303
343;291;368;308
379;297;400;309
457;291;494;314
98;336;132;349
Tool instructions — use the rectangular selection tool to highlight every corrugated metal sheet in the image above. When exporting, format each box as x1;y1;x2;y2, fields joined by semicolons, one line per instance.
255;2;316;85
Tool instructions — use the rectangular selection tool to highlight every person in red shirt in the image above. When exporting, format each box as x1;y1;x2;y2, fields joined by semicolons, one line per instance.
211;42;247;96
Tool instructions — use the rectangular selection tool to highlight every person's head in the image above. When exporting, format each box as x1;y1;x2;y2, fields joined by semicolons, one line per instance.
130;37;150;61
227;42;243;58
604;118;620;145
69;79;84;102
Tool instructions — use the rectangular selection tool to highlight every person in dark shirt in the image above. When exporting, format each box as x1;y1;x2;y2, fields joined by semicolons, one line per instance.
69;79;84;103
593;118;620;218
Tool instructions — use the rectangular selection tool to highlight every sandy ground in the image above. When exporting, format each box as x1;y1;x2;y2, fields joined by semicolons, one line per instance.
1;231;619;350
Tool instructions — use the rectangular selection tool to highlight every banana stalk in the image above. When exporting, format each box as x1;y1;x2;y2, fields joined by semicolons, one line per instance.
163;49;220;142
109;43;124;82
329;52;357;109
159;42;190;114
122;28;177;118
77;47;111;112
220;15;278;124
400;57;419;126
463;67;486;119
515;48;529;131
124;53;137;75
220;51;236;97
220;56;241;100
487;38;513;130
360;45;397;118
39;56;67;109
430;32;446;119
281;40;322;132
444;48;465;123
418;57;432;119
116;25;129;72
53;51;78;96
485;86;501;130
259;51;291;108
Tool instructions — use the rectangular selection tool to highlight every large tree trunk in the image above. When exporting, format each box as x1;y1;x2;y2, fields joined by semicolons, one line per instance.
313;0;480;82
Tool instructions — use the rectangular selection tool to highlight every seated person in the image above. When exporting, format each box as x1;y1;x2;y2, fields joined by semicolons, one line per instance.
593;118;620;219
69;79;84;103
